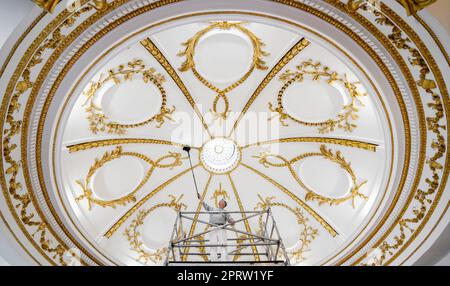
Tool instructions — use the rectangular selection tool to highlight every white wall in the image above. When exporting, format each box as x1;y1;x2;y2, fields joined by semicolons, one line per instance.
0;0;34;47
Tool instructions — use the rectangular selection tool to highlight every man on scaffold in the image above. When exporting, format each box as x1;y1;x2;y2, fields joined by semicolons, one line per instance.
197;193;235;262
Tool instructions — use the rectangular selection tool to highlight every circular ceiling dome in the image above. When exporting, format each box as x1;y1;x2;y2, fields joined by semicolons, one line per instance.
0;0;449;267
200;138;241;174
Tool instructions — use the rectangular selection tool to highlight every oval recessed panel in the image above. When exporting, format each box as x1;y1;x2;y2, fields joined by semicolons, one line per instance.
101;80;162;124
142;207;177;249
91;156;144;201
298;157;351;198
282;81;344;123
195;31;253;84
271;207;301;249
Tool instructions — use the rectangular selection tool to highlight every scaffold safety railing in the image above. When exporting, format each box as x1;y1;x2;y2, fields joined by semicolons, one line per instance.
164;207;290;266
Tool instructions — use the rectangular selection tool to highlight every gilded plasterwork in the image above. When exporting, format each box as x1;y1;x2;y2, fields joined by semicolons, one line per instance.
347;0;438;16
178;21;270;120
34;0;108;13
269;60;366;133
1;0;447;267
243;137;378;152
1;2;100;265
33;0;60;13
140;37;213;137
254;145;368;208
398;0;438;15
83;59;175;134
210;183;230;208
124;195;186;264
254;195;319;262
67;138;187;153
337;0;447;265
228;38;310;137
104;165;201;239
75;147;185;210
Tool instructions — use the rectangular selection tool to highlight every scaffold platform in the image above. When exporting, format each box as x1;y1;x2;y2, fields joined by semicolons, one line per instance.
164;208;290;266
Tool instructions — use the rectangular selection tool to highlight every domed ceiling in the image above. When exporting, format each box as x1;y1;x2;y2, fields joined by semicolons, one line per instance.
0;0;449;266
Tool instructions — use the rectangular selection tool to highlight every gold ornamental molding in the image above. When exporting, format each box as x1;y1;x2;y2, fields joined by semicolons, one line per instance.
124;195;186;264
33;0;59;13
177;21;270;121
74;147;185;210
33;0;108;13
140;37;213;138
228;37;310;137
0;0;446;266
254;195;318;262
269;59;367;133
253;145;368;208
398;0;438;15
82;59;174;134
347;0;438;16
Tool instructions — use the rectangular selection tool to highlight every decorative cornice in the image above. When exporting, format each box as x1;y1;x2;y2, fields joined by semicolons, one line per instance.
398;0;438;15
33;0;60;13
33;0;108;13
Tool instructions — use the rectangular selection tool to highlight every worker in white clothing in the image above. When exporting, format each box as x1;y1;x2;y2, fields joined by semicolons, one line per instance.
197;193;235;262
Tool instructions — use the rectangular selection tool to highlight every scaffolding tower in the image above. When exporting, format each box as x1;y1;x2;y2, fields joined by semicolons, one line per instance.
164;208;290;266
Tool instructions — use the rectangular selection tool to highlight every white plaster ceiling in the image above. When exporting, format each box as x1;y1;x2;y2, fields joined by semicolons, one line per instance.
57;20;392;265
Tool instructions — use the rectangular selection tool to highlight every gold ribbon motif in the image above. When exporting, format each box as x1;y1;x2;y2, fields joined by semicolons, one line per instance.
75;146;185;210
178;21;270;121
269;59;366;133
83;59;175;134
254;145;368;208
124;195;186;264
254;195;319;262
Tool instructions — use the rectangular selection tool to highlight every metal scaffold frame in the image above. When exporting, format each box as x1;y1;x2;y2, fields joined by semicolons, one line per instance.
164;208;291;266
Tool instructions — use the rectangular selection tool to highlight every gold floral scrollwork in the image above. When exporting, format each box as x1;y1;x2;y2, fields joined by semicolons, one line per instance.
355;6;445;265
83;59;175;135
269;60;366;133
124;195;187;264
75;146;185;210
346;0;365;12
1;4;96;265
89;0;109;12
33;0;59;13
210;183;230;208
346;0;380;13
398;0;437;15
34;0;109;13
254;145;368;208
178;21;270;121
254;195;318;262
346;0;437;16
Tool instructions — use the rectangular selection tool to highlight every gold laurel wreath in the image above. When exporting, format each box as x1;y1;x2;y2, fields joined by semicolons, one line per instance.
269;59;366;133
83;59;175;134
